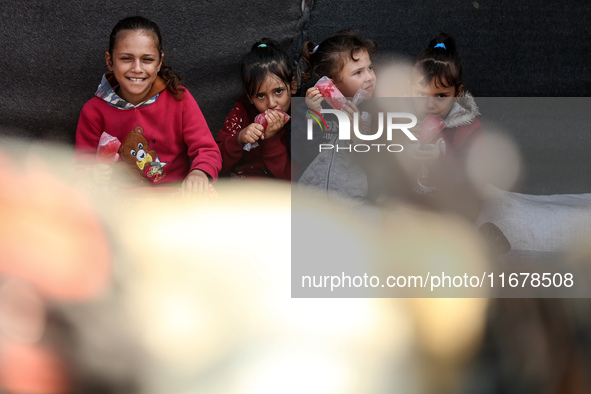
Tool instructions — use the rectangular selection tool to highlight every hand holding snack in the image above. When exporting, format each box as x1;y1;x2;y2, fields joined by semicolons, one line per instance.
93;132;121;186
244;109;291;150
305;86;324;113
254;109;290;130
340;101;360;124
315;76;348;110
410;138;445;162
96;132;121;164
259;109;290;139
352;88;370;106
239;123;265;146
418;115;446;146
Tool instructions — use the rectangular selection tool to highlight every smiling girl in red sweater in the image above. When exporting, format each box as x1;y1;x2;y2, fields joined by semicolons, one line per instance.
75;16;221;197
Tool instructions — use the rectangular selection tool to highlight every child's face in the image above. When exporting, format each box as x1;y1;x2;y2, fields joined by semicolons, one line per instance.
334;49;376;98
411;77;461;120
250;75;293;114
105;30;163;105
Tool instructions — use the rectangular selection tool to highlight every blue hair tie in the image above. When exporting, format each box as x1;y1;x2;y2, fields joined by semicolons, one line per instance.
434;43;446;50
312;44;319;53
258;44;267;48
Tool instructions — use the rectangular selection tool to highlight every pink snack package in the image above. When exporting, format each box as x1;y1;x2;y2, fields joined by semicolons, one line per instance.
315;76;347;110
245;110;291;151
418;115;446;145
254;109;291;130
96;132;121;164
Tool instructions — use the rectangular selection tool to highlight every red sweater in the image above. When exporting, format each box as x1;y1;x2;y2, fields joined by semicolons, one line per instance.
216;97;291;180
75;87;221;185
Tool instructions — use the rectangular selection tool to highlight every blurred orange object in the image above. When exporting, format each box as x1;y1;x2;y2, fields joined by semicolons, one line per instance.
0;341;70;394
0;148;111;301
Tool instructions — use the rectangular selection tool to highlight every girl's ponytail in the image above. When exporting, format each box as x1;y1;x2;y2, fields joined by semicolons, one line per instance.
159;61;185;100
300;41;318;84
429;32;458;55
416;32;463;90
241;38;293;99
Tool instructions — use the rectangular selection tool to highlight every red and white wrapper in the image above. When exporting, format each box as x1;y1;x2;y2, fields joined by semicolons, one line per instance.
418;115;446;145
254;109;290;129
245;109;291;151
96;131;121;164
352;88;370;106
315;76;347;110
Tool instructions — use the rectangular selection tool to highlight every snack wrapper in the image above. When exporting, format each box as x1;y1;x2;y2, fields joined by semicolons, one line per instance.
352;88;370;106
418;115;446;145
253;109;290;130
243;142;258;151
315;76;347;110
244;109;291;151
96;132;121;164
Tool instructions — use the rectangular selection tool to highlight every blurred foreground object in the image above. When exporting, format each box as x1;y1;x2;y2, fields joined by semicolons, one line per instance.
0;140;112;394
0;138;549;394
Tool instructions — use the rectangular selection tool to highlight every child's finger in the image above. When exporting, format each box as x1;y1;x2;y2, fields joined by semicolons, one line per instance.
345;101;359;113
306;87;320;97
266;110;281;124
435;138;446;153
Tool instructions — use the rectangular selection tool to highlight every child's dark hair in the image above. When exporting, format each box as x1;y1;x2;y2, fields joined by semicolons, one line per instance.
300;28;378;84
415;32;463;90
241;38;293;98
109;16;185;100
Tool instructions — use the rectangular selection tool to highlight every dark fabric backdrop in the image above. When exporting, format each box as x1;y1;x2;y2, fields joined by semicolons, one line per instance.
1;0;590;193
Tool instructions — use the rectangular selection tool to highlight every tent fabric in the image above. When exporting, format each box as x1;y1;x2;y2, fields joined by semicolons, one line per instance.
1;0;589;194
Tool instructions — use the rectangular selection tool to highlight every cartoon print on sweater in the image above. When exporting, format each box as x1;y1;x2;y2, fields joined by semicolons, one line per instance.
119;126;167;182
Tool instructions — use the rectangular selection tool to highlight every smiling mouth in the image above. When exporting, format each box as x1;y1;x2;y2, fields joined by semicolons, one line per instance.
127;77;146;82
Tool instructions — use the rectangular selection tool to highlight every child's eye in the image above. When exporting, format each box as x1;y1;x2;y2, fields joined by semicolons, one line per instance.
256;94;265;100
275;89;284;95
143;58;154;62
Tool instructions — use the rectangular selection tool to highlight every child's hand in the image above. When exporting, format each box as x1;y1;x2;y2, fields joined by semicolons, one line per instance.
305;87;323;113
92;153;119;186
238;123;265;145
181;169;209;198
262;109;286;139
408;138;445;163
341;101;359;124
